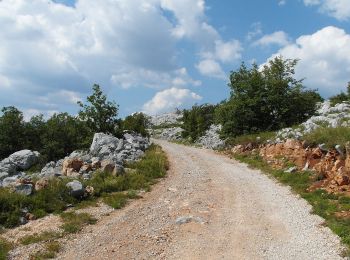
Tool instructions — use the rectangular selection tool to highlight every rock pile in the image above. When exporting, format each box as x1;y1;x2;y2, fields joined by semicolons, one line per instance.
232;139;350;194
0;150;40;193
276;101;350;140
196;124;225;149
149;112;182;126
0;132;150;196
151;127;184;141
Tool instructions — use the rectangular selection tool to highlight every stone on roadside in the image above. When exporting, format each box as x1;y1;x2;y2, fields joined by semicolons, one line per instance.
15;184;33;196
66;180;84;198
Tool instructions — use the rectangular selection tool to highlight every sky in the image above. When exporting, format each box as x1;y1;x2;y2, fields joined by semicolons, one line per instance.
1;0;350;119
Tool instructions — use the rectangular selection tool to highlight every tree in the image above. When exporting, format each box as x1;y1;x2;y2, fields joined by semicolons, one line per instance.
330;82;350;105
182;104;217;141
0;107;26;158
24;114;46;152
41;113;92;161
78;84;119;135
122;113;149;136
217;56;323;137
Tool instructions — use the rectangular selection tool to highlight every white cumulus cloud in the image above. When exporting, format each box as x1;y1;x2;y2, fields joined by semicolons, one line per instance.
253;31;290;47
266;26;350;96
303;0;350;20
143;87;202;115
1;0;231;115
196;59;226;79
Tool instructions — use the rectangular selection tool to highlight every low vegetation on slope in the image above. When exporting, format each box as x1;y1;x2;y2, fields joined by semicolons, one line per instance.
0;144;168;258
0;144;168;228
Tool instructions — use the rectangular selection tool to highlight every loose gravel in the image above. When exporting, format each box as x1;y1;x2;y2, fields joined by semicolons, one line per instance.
6;140;346;259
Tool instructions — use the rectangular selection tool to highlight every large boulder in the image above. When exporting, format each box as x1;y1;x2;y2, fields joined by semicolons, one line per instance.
40;161;62;178
0;158;17;175
62;158;83;176
66;180;84;198
90;133;122;158
8;150;40;170
15;184;33;196
2;175;20;187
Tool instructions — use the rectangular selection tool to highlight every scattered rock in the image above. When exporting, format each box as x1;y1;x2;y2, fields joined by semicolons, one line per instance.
15;184;33;196
285;166;297;173
62;158;84;176
66;180;84;198
100;160;116;174
196;124;225;149
335;175;350;186
35;178;49;191
8;150;40;170
175;216;205;225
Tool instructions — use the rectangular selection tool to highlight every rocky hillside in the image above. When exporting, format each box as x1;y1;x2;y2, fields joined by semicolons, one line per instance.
0;132;149;198
231;101;350;195
149;112;182;127
276;101;350;141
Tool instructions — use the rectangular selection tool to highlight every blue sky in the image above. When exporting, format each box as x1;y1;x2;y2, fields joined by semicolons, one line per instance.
1;0;350;119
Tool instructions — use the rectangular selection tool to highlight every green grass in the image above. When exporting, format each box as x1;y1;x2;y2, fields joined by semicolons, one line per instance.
0;179;77;228
30;241;61;259
302;126;350;149
20;231;62;245
0;237;12;260
102;193;128;209
234;153;350;254
60;212;97;234
226;131;276;146
0;144;168;229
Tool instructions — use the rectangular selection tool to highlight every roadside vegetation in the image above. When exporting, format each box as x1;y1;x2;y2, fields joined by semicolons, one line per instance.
178;56;323;143
0;144;168;258
0;144;168;228
302;126;350;149
0;84;149;162
233;153;350;255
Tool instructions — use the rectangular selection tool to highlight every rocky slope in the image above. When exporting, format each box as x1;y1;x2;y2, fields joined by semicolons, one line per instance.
276;101;350;141
149;112;182;127
196;124;225;149
0;132;150;199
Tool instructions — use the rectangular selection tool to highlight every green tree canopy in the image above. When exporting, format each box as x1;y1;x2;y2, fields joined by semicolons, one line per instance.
0;106;26;158
122;112;149;137
182;104;217;141
78;84;119;135
216;56;323;137
330;82;350;105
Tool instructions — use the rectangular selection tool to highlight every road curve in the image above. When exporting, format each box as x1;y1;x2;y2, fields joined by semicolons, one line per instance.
57;140;344;260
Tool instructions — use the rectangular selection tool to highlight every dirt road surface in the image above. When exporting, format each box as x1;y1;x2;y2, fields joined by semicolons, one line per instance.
55;140;344;260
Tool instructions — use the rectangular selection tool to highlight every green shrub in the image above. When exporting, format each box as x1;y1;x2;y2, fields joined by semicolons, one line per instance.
0;179;77;228
20;231;62;245
103;193;128;209
0;237;12;260
226;131;275;146
30;241;61;259
217;56;322;138
182;104;217;141
60;212;96;234
302;126;350;148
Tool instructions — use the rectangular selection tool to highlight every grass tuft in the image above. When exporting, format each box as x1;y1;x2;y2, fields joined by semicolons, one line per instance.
60;212;96;234
20;231;62;245
30;241;61;259
302;126;350;149
0;236;12;260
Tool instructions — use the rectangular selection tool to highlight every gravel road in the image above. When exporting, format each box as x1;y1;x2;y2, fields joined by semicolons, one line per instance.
55;140;345;259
